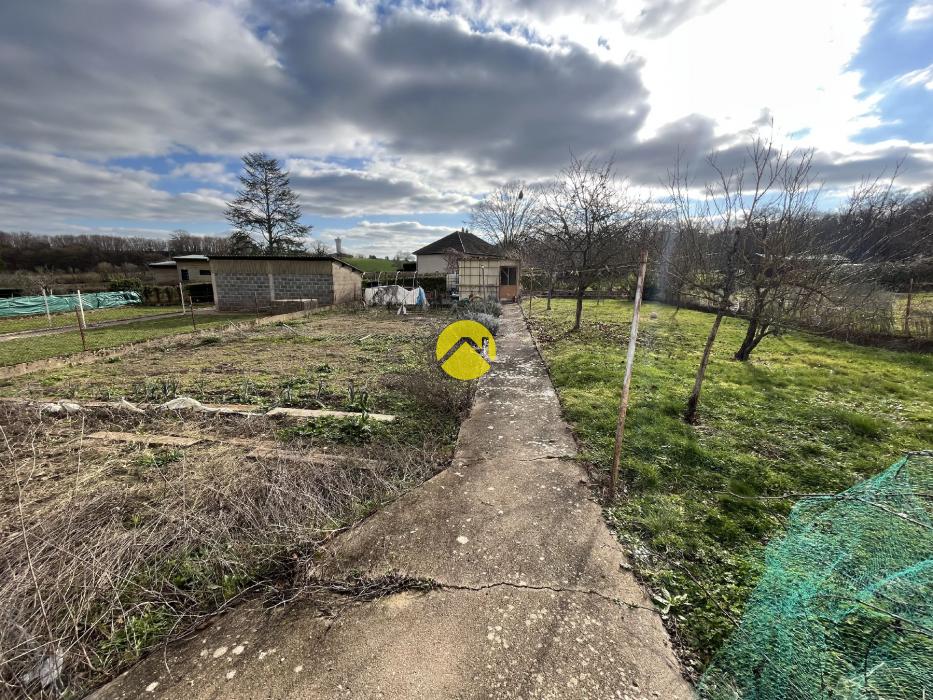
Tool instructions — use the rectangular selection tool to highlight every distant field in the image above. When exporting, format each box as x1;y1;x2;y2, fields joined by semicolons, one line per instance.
341;256;402;273
0;304;187;334
524;298;932;670
0;312;252;367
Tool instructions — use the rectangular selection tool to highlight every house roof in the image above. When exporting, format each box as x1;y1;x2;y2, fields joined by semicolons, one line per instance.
208;255;364;273
148;260;177;268
173;254;210;262
412;230;499;257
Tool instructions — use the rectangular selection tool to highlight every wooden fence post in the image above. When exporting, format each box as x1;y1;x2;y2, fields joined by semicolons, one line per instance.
607;249;648;502
74;301;87;352
904;277;913;336
189;294;198;330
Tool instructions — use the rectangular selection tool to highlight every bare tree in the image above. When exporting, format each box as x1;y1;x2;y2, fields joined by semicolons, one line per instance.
732;163;930;357
730;149;823;360
523;239;563;310
670;136;785;423
169;229;230;256
225;153;310;254
533;154;651;331
307;239;330;256
443;246;466;274
469;181;540;257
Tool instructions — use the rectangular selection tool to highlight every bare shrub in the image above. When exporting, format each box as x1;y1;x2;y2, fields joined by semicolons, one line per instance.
0;401;453;698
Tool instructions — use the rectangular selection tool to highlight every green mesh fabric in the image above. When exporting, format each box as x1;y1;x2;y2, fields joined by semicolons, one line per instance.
0;290;141;317
698;452;933;700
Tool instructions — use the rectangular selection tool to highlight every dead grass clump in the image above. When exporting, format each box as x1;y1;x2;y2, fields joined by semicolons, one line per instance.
0;402;449;699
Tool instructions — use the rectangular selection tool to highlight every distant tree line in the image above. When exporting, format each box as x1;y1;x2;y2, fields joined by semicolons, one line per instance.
0;230;230;274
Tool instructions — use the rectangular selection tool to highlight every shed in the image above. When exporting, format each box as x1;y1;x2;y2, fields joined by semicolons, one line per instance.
209;255;363;312
174;255;212;283
147;260;178;286
458;256;521;302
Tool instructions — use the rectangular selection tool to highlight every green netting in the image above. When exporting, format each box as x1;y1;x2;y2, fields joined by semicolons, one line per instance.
698;452;933;700
0;291;141;318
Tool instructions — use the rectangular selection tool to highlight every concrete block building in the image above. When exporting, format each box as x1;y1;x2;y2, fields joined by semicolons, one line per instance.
210;255;363;311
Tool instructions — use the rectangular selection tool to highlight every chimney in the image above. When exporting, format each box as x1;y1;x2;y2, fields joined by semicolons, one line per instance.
335;237;343;255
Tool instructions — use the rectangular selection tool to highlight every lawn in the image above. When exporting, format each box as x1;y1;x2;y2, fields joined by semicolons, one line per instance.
0;311;252;367
523;298;932;673
341;256;402;273
0;307;470;697
0;304;186;334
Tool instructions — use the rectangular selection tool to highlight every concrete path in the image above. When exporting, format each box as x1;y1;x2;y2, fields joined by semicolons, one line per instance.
93;305;691;700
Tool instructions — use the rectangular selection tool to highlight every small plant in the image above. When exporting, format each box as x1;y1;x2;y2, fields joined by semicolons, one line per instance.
134;449;183;473
454;309;500;335
278;415;385;445
132;376;179;402
280;379;295;405
457;298;502;317
237;379;256;403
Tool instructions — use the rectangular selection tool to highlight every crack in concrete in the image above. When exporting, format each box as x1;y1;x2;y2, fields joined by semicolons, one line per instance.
433;579;662;616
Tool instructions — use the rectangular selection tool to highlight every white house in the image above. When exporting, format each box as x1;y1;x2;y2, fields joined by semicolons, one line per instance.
412;229;520;301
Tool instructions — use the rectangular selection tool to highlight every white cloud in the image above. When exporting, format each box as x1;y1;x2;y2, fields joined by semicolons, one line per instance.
0;148;226;231
896;64;933;90
0;0;929;253
905;0;933;25
170;162;237;187
317;219;455;257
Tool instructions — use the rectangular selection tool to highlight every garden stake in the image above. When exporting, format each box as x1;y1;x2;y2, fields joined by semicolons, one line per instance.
608;249;648;502
189;294;197;330
74;303;87;351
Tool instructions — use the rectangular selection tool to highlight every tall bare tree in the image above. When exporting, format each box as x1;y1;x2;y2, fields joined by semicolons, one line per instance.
469;181;540;256
225;153;310;254
730;149;823;360
670;136;785;422
533;154;651;331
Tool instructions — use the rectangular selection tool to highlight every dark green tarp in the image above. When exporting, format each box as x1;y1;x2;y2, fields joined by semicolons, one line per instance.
0;291;142;318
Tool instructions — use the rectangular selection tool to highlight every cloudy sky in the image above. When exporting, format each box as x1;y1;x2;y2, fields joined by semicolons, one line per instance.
1;0;931;256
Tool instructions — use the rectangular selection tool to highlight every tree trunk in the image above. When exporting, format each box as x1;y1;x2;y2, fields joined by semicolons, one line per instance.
572;284;585;331
734;317;759;361
685;311;724;424
735;323;770;361
685;227;743;422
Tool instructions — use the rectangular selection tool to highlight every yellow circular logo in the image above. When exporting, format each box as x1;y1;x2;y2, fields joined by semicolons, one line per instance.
436;320;497;380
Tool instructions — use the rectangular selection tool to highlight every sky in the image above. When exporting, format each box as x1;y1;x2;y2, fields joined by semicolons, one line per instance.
0;0;931;257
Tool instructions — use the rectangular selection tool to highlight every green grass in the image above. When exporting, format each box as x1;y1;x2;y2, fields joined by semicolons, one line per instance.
342;256;403;273
524;298;932;670
0;304;191;334
0;313;252;366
